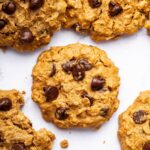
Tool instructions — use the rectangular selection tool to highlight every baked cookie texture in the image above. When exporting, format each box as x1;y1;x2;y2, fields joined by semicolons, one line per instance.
62;0;145;41
130;0;150;35
118;91;150;150
32;43;120;129
0;0;66;51
0;89;55;150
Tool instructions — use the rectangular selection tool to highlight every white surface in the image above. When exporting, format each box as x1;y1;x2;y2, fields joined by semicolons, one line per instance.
0;29;150;150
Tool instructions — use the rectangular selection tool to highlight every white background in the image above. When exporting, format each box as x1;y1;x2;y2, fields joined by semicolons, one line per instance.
0;29;150;150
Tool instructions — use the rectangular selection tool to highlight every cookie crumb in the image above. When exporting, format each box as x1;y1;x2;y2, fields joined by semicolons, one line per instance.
60;139;69;149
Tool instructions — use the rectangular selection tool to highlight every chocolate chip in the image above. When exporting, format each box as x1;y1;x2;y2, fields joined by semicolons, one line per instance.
2;1;16;15
29;0;44;10
11;143;26;150
0;19;7;30
0;98;12;111
79;59;93;71
133;110;147;124
72;64;85;81
81;90;94;106
109;2;123;17
55;107;68;120
88;0;102;8
91;76;105;91
62;59;76;74
49;63;56;77
20;28;34;44
100;107;109;117
43;86;59;102
143;142;150;150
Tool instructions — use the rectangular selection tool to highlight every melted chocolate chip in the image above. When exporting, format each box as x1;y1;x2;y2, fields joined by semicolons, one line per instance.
91;76;105;91
81;90;94;106
43;86;59;101
109;1;123;17
2;1;16;15
0;98;12;111
62;59;76;74
133;110;147;124
49;63;56;77
29;0;44;10
0;19;7;30
79;59;93;71
72;64;85;81
11;143;26;150
100;107;109;117
143;142;150;150
88;0;102;8
20;28;34;44
55;107;68;120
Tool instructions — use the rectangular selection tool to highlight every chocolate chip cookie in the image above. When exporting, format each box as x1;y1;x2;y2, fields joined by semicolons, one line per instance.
130;0;150;35
0;89;55;149
0;0;66;51
32;43;120;129
63;0;145;41
118;91;150;150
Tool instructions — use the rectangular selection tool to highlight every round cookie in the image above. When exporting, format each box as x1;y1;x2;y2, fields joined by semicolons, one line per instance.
32;43;120;128
62;0;145;41
118;91;150;150
0;0;66;51
0;89;55;150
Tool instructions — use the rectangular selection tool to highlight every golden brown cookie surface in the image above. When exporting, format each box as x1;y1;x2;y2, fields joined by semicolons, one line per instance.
0;0;66;51
118;91;150;150
32;43;120;129
63;0;145;41
0;89;55;150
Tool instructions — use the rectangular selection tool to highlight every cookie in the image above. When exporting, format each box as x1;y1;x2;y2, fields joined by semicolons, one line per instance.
62;0;145;41
0;89;55;150
130;0;150;35
0;0;66;51
118;91;150;150
32;43;120;129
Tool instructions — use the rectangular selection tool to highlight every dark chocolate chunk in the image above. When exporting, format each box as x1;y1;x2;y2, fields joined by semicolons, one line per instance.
109;1;123;17
62;59;76;74
72;64;85;81
88;0;102;8
133;110;147;124
20;28;34;44
0;98;12;111
100;107;109;117
143;142;150;150
49;63;56;77
0;19;7;30
81;90;94;106
2;1;16;15
43;86;59;102
91;76;105;91
55;107;68;120
79;59;93;71
29;0;44;10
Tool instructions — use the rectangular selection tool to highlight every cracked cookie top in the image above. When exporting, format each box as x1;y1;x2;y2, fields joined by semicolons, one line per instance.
0;89;55;150
32;43;120;128
118;91;150;150
0;0;66;51
63;0;145;41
